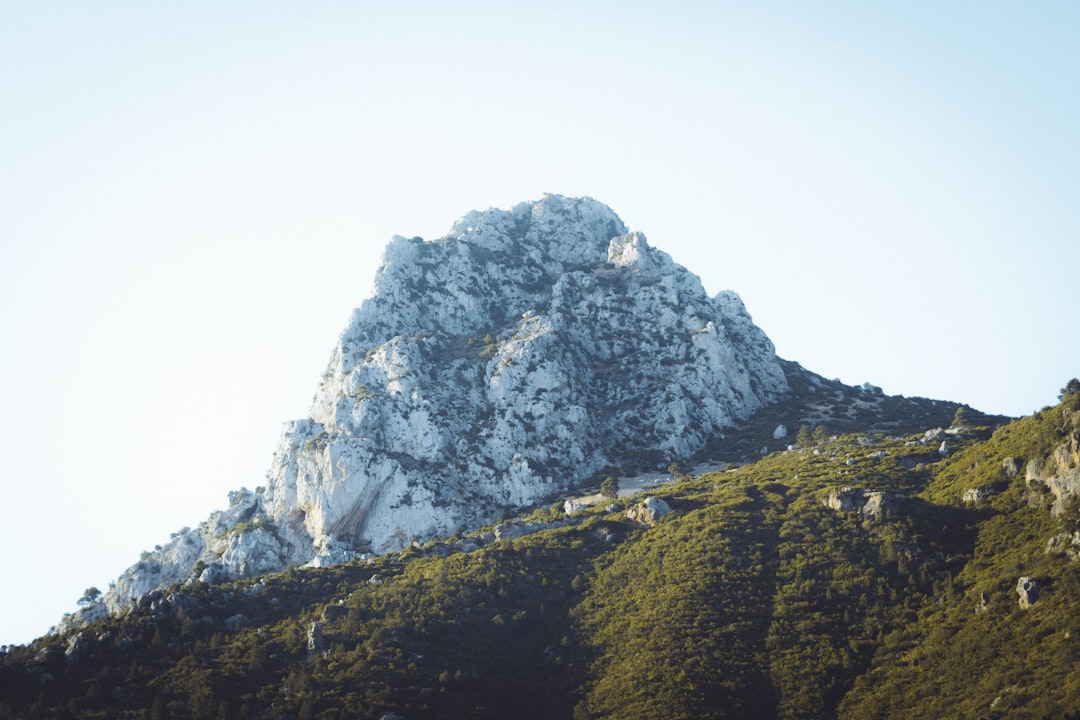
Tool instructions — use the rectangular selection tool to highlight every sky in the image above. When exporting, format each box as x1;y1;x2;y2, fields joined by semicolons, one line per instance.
2;1;1078;646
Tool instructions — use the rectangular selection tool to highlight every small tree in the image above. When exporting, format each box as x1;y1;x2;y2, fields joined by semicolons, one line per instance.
667;462;681;477
600;476;619;499
796;425;812;447
951;405;970;428
812;424;828;445
1060;378;1080;401
78;587;102;607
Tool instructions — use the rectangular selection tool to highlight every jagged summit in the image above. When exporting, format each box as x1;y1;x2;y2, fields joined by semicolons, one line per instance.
92;194;788;620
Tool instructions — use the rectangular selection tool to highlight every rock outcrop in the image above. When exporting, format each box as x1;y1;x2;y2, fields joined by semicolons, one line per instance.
1017;576;1039;609
307;621;327;657
1002;457;1023;479
63;634;86;664
96;194;788;616
824;487;900;517
626;497;673;526
1045;531;1080;561
1024;412;1080;516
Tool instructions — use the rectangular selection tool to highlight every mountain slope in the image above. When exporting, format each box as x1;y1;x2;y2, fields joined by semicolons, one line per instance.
6;383;1079;719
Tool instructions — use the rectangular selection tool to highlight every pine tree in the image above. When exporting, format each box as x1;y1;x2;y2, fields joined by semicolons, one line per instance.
600;476;619;499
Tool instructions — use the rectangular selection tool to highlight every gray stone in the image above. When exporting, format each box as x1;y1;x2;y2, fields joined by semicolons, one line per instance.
308;621;326;655
494;523;528;542
921;427;945;444
1017;576;1039;609
564;499;588;514
824;487;862;512
626;497;672;526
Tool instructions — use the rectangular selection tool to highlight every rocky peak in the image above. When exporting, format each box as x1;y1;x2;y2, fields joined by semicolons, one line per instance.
93;194;788;620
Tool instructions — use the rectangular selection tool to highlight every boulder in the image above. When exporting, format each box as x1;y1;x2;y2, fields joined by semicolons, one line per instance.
773;424;788;440
1016;576;1039;609
626;497;672;526
921;428;945;444
564;499;588;514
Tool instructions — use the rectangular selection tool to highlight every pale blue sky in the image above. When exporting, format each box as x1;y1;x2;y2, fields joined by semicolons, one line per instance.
2;2;1078;645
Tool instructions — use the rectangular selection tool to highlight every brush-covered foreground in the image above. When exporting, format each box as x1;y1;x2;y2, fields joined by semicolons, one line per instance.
4;387;1080;719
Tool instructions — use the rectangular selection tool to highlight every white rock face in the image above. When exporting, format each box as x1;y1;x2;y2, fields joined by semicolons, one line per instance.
97;194;788;616
1025;421;1080;516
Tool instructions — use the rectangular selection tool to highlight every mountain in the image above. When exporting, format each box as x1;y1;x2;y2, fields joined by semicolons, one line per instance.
8;195;1079;719
88;194;788;622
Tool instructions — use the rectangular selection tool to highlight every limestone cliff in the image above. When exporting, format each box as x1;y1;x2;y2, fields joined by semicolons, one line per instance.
1027;408;1080;515
100;194;787;615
